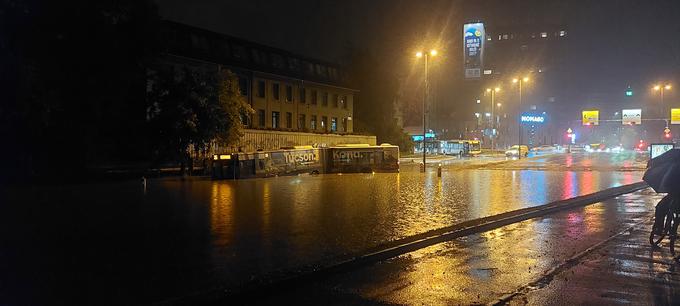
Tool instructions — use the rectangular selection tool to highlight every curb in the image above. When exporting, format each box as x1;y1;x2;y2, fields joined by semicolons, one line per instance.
161;181;649;305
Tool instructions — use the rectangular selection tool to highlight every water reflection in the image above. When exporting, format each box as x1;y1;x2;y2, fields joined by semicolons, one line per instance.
198;168;643;287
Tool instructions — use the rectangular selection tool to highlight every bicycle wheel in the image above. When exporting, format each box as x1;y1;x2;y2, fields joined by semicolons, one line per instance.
650;210;672;246
671;213;680;255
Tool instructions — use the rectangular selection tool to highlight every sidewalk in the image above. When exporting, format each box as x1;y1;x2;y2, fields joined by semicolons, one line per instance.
507;216;680;305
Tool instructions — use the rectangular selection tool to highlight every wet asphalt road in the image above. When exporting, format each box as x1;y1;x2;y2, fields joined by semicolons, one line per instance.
254;189;664;305
0;152;649;305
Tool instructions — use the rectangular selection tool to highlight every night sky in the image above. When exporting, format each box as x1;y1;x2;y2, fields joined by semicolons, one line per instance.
157;0;680;125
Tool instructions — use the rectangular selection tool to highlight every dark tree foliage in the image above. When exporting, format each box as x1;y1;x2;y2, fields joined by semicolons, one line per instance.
346;49;413;152
1;0;162;179
145;66;253;167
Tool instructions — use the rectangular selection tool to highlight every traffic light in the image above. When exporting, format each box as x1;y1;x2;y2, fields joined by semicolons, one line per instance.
625;86;633;97
665;127;672;139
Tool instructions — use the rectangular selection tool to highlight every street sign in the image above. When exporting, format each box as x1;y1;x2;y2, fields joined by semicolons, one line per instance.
622;109;642;125
672;108;680;125
582;110;599;126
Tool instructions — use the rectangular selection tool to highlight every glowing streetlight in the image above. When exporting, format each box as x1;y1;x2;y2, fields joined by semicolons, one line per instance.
653;83;672;118
513;76;530;159
415;49;438;170
485;87;501;150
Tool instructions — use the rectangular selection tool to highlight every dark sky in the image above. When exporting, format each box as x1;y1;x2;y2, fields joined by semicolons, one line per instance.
157;0;680;125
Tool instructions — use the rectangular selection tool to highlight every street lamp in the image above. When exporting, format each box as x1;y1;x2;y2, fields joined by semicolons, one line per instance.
653;83;672;118
486;87;501;150
415;49;437;170
512;77;530;159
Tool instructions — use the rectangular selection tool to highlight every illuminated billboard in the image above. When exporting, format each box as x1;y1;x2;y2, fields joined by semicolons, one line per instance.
622;109;642;125
672;108;680;125
520;113;546;124
582;110;599;126
463;22;485;79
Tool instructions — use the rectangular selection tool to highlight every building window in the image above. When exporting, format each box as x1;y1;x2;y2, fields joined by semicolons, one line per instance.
331;117;337;132
342;117;348;132
232;44;247;60
559;30;567;37
286;112;292;128
270;53;284;69
310;115;317;130
498;34;502;40
272;111;280;129
502;34;508;40
300;88;306;103
311;90;318;105
257;80;265;98
285;85;293;102
258;109;265;127
333;94;339;108
540;32;548;38
322;92;328;106
238;77;248;96
272;83;280;100
321;116;327;131
298;114;306;129
287;57;300;71
341;96;347;109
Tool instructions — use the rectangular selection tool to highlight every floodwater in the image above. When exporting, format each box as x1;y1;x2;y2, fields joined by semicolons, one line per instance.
0;153;645;304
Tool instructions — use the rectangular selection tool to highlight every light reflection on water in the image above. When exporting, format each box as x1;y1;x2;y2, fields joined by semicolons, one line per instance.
198;169;643;284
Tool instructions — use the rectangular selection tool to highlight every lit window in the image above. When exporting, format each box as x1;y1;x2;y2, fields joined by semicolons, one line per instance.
559;30;567;37
540;32;548;38
498;34;502;40
486;35;492;41
502;34;509;40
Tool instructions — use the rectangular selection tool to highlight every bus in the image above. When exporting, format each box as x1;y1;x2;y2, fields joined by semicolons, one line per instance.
439;140;482;156
327;144;399;173
212;144;399;179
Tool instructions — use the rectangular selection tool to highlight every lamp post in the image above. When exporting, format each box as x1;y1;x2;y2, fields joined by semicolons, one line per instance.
512;77;529;159
416;49;437;171
486;87;501;150
653;84;672;118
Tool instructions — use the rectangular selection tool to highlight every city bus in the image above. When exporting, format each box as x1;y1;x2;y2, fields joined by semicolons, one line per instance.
439;140;482;156
212;144;399;179
326;144;399;173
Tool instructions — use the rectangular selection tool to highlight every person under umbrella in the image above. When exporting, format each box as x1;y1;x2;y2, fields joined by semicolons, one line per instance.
644;149;680;234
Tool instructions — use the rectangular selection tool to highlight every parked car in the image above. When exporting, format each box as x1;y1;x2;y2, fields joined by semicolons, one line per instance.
505;145;529;157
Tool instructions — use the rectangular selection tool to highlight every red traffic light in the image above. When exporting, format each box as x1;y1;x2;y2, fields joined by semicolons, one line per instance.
665;133;672;139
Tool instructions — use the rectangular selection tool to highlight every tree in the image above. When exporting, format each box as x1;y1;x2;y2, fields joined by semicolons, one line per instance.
345;49;413;152
145;66;253;168
0;0;162;179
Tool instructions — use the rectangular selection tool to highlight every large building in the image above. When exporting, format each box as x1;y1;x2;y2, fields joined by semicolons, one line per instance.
159;21;373;151
467;22;570;148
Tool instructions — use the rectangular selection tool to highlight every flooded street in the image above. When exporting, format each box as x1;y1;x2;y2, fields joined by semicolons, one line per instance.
0;152;647;304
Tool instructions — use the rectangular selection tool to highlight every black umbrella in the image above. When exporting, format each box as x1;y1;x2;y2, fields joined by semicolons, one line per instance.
644;149;680;193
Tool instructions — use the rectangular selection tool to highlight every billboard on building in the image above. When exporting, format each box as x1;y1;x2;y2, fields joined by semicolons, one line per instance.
463;22;485;79
520;113;546;124
622;109;642;125
672;108;680;125
582;110;599;126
